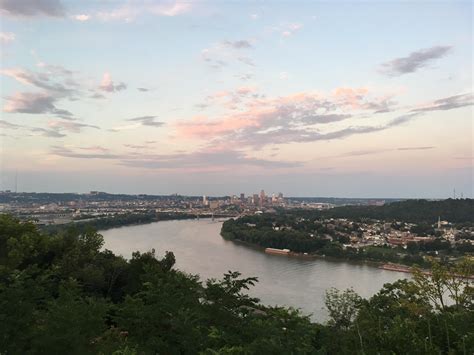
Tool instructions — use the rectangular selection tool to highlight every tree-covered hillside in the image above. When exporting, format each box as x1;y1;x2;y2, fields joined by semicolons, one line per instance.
314;199;474;224
221;200;474;265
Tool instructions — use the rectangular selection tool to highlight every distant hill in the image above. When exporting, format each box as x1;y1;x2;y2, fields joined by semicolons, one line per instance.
0;192;200;204
318;199;474;224
287;197;404;206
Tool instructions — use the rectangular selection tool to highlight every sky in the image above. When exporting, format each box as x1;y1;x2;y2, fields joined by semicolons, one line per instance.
0;0;472;198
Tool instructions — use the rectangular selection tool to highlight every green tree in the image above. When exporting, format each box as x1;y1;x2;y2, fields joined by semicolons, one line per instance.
412;257;473;310
324;288;362;329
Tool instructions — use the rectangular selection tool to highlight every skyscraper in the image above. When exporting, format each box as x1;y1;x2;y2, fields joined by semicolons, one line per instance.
259;190;266;207
252;194;259;206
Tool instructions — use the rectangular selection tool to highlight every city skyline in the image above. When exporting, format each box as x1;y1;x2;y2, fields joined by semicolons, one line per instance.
0;0;472;197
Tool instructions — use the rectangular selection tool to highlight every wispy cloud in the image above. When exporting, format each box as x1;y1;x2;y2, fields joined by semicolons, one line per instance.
265;22;303;37
196;86;262;111
51;146;121;159
49;145;301;171
126;116;165;127
380;45;452;76
235;73;255;81
237;57;255;67
90;92;106;99
121;149;302;170
124;144;148;149
78;146;109;153
300;113;352;125
201;48;228;69
109;124;141;132
397;146;435;151
3;92;73;118
156;2;191;16
110;116;165;132
0;63;94;120
0;120;22;129
99;72;127;92
411;93;473;112
1;67;78;96
96;1;191;22
0;0;65;17
281;23;303;37
47;120;100;133
202;39;258;70
0;32;15;44
222;40;253;49
30;127;67;138
0;118;95;139
279;72;289;80
324;146;436;159
124;141;157;150
73;14;90;21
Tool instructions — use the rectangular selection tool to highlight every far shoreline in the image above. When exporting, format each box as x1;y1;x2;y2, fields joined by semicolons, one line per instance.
225;236;415;276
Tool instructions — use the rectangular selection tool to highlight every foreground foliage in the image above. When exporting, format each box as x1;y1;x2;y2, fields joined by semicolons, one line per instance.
0;214;472;354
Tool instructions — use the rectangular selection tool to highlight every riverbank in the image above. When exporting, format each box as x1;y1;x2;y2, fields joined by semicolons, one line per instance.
233;240;473;279
228;236;412;273
220;221;436;270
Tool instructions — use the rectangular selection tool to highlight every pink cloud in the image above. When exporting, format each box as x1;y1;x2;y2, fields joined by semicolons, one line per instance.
176;104;291;139
1;68;35;85
177;116;258;139
332;87;369;109
175;87;398;143
200;86;261;111
207;90;231;100
99;72;126;92
236;86;256;95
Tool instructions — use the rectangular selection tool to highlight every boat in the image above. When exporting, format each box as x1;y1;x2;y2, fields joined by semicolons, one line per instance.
379;263;412;273
265;248;290;255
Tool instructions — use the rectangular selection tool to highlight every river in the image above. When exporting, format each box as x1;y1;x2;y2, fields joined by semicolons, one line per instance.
101;218;407;321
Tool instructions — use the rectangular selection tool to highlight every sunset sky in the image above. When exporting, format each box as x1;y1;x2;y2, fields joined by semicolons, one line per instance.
0;0;472;197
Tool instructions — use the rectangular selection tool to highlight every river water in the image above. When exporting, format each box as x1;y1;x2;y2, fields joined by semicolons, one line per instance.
101;218;407;321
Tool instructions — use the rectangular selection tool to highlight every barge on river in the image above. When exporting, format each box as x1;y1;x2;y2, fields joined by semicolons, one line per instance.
265;248;291;256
